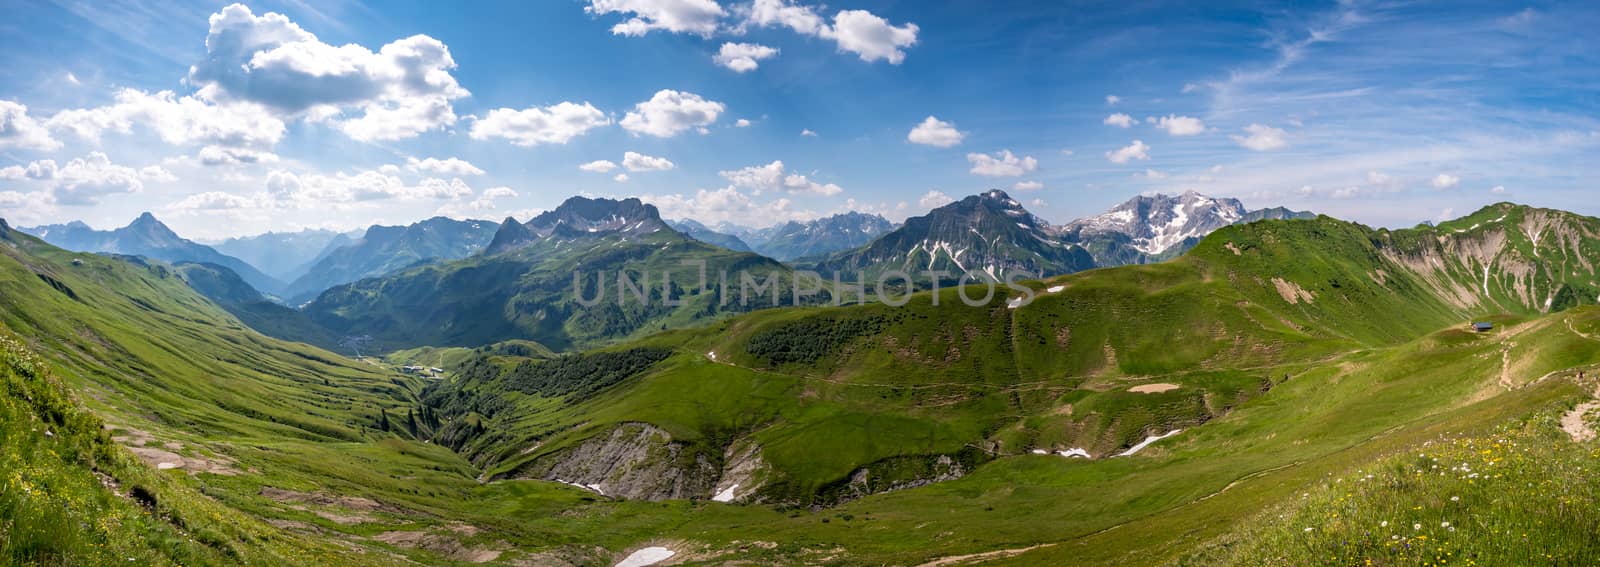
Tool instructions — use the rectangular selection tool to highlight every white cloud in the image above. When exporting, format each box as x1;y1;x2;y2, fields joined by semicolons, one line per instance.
1105;140;1151;164
187;4;469;141
735;118;752;127
1105;95;1121;105
800;128;817;137
140;165;178;182
906;116;964;147
719;160;841;195
967;150;1038;177
1149;114;1206;136
0;101;63;151
820;10;919;64
620;89;724;137
1103;113;1134;128
1138;169;1168;179
169;191;260;211
0;159;59;180
623;151;676;172
45;152;144;206
470;102;610;146
642;185;814;227
738;0;825;35
1431;173;1460;189
1012;180;1043;191
1060;149;1074;156
1232;124;1289;151
586;0;726;37
482;186;518;200
714;42;779;72
406;156;485;176
579;160;619;173
738;1;918;64
918;190;954;210
198;145;280;166
614;173;630;183
1029;198;1046;208
48;89;285;149
1490;185;1506;194
262;169;476;205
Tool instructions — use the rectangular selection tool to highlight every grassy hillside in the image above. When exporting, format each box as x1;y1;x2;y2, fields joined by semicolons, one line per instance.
304;224;825;353
4;205;1600;565
420;206;1600;509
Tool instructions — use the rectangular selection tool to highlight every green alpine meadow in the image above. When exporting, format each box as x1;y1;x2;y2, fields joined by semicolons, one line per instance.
4;2;1600;565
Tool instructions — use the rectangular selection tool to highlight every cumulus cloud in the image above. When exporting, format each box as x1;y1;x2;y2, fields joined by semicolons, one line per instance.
0;101;63;151
1149;114;1206;136
1105;95;1121;105
967;150;1038;177
918;190;954;210
1103;113;1134;128
140;165;178;182
0;159;59;180
714;42;779;72
1232;124;1289;151
614;173;630;183
800;128;817;137
470;101;610;145
735;118;752;127
1106;140;1151;164
907;116;964;147
262;169;477;205
586;0;726;37
169;191;260;211
44;152;144;206
579;160;619;173
643;185;814;227
620;89;724;137
623;151;676;172
198;145;280;166
406;156;485;176
47;89;285;149
1012;180;1043;191
738;0;825;35
719;160;842;195
186;4;469;141
1490;185;1506;194
820;10;919;64
737;1;918;64
1431;173;1461;189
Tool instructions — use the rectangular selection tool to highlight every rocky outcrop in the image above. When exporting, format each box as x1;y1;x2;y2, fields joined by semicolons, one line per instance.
526;423;717;501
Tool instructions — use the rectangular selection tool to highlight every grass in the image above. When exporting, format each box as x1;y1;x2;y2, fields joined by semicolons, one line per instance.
1176;410;1600;566
4;205;1600;564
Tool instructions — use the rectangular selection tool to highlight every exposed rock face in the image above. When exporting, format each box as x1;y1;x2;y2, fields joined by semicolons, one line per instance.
528;423;718;501
1376;205;1600;314
711;440;771;503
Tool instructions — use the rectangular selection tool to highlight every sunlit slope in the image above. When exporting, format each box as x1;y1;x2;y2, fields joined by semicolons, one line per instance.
0;221;415;442
420;205;1600;508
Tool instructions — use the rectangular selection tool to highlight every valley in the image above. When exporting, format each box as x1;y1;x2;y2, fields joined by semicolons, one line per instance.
3;200;1599;565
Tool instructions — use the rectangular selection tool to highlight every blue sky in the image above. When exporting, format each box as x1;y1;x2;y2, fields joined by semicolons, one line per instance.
0;0;1596;239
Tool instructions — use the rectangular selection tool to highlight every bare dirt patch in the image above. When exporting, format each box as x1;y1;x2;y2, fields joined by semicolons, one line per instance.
1128;383;1181;394
372;530;504;563
1563;385;1600;443
1271;277;1315;304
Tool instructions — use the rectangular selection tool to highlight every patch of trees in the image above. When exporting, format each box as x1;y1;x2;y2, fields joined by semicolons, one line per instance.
744;315;885;366
500;348;672;401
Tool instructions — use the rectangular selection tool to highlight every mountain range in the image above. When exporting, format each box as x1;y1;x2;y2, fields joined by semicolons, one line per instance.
301;196;814;352
721;211;897;261
209;228;355;283
20;213;286;296
3;199;1599;565
281;217;500;304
